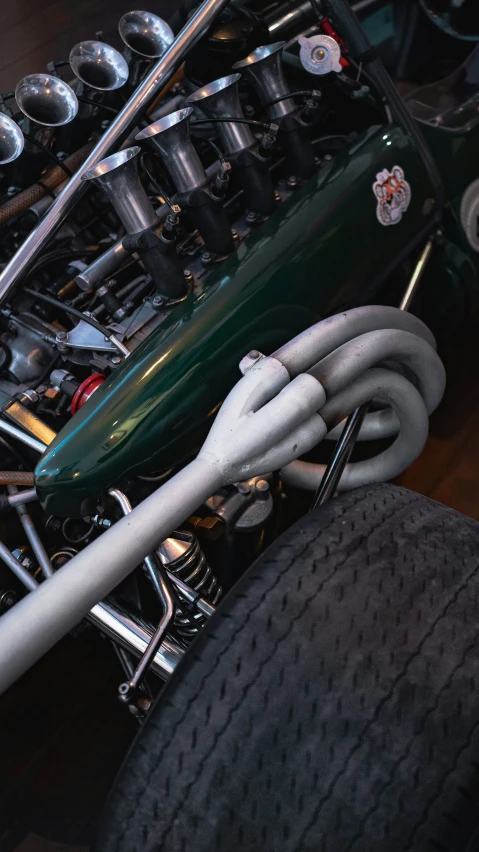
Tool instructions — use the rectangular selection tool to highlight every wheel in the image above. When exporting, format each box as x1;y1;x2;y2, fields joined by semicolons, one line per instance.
95;483;479;852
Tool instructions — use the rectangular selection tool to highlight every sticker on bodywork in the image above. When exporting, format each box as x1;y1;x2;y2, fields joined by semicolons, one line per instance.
373;166;411;226
460;179;479;252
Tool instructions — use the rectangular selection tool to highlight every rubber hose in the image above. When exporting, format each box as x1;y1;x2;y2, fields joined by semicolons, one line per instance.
0;142;94;227
0;471;35;486
281;367;429;491
324;0;445;209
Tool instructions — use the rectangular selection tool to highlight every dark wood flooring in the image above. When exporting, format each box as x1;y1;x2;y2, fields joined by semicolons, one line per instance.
2;2;479;850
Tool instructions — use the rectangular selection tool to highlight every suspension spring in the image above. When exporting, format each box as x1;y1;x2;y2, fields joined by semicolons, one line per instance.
157;530;221;639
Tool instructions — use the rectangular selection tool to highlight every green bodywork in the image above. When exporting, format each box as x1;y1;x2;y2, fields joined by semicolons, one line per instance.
35;124;440;516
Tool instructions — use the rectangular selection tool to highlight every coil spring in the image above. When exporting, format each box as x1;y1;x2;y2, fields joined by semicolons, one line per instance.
157;530;221;639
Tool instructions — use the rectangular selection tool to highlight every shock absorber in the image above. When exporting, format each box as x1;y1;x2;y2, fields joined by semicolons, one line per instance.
157;530;221;638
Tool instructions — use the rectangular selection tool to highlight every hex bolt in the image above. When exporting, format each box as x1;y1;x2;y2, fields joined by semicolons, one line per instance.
287;176;298;189
111;356;122;365
184;269;193;284
248;350;260;360
56;331;68;342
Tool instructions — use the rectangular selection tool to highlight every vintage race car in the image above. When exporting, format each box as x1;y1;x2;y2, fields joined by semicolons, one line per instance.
0;0;479;849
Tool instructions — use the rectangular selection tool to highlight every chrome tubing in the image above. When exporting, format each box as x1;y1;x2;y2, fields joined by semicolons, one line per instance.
7;488;38;507
88;601;183;680
0;0;231;307
0;419;47;454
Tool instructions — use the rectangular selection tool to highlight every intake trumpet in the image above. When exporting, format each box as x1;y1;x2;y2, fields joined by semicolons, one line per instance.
234;43;314;179
186;73;276;216
0;114;24;165
14;73;78;184
136;107;234;256
15;73;78;138
83;146;186;302
69;40;129;114
119;11;174;87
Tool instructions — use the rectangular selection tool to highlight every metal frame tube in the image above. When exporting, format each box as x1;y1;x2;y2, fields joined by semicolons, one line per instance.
0;0;230;307
9;486;53;578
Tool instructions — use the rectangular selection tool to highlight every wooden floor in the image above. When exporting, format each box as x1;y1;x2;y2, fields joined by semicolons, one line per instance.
2;1;479;850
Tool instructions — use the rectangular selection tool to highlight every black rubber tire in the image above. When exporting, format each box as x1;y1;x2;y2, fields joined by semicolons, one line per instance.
96;484;479;852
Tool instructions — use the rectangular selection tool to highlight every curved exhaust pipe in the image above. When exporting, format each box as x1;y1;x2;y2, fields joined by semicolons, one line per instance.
0;114;24;165
119;10;174;86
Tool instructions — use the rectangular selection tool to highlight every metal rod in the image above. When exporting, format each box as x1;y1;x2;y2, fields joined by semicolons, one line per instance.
0;541;38;592
0;419;47;454
166;569;216;617
7;488;38;507
0;0;230;307
310;402;369;509
9;486;53;578
399;238;435;312
118;553;175;702
88;600;183;681
311;237;435;508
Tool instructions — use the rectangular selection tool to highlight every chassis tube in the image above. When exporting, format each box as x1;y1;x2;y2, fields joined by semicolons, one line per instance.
0;0;230;307
0;459;221;694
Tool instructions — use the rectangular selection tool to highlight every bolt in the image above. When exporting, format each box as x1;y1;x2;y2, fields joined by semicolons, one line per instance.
231;230;239;241
152;294;164;308
184;269;193;284
248;350;260;359
246;209;259;225
274;191;281;203
287;176;298;189
7;186;18;197
255;479;270;493
244;104;255;119
111;355;122;365
56;331;68;342
201;251;214;266
237;482;251;495
323;154;333;162
107;278;117;289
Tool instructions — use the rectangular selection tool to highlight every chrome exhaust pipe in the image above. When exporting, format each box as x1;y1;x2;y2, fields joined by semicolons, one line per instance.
69;40;129;114
185;73;276;216
83;146;158;234
0;114;24;165
119;10;174;87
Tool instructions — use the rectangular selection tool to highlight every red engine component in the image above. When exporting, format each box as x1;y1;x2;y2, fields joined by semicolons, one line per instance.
319;18;349;68
70;373;106;415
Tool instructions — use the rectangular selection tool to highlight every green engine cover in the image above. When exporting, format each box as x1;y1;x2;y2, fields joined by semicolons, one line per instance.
35;125;436;516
